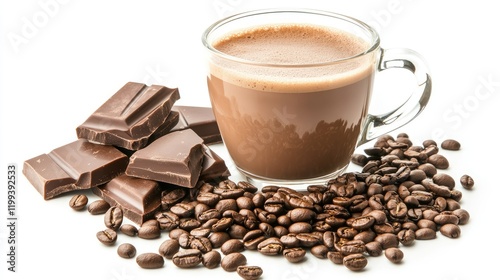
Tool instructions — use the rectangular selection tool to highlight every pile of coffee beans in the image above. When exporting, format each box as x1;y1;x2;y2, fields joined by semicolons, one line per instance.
69;133;473;277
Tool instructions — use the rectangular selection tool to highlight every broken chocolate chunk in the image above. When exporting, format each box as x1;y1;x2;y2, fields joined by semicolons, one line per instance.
92;174;162;225
23;139;128;200
172;106;222;144
125;129;204;188
76;82;180;150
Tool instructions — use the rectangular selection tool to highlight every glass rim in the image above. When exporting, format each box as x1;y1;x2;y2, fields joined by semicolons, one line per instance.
201;8;381;68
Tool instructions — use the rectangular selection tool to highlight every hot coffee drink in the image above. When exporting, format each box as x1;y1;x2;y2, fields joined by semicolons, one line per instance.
207;24;375;180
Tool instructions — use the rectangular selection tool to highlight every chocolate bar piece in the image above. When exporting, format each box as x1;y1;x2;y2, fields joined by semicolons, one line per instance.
200;145;230;181
92;174;162;225
172;106;222;144
126;129;204;188
76;82;180;150
23;139;128;200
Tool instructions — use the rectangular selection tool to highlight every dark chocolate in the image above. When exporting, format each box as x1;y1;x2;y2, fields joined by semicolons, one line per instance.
92;174;162;225
76;82;180;150
23;139;128;200
200;145;231;181
172;106;222;144
125;129;204;188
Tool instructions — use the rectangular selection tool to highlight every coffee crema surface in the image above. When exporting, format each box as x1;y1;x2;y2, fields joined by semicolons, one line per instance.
208;24;377;180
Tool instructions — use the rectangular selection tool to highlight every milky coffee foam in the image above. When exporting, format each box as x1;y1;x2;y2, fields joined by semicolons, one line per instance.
210;24;376;92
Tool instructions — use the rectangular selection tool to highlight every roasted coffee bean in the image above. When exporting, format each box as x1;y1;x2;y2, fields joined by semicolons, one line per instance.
179;218;201;231
280;233;300;248
353;230;376;244
221;239;245;255
138;220;161;239
96;228;117;245
283;247;306;263
452;209;470;225
202;250;221;269
327;251;344;265
221;252;247;272
156;211;180;231
427;154;449;169
69;194;88;211
417;219;437;231
422;179;451;197
289;208;316;223
351;215;375;231
351;153;368;166
209;231;231;248
228;224;248;239
161;188;186;209
189;236;212;253
158;239;180;259
397;229;416;246
441;139;461;150
190;227;211;238
212;217;233;232
289;222;312;234
460;174;474;190
120;224;138;237
440;224;461;238
216;199;238;213
136;253;164;269
257;237;283;256
374;233;399;249
117;243;136;259
172;249;203;268
237;265;263;280
434;211;459;225
415;228;436;240
385;247;404;263
170;203;195;218
364;241;383;256
196;193;220;207
104;206;123;230
340;240;366;256
310;244;329;259
237;181;258;193
433;173;455;189
87;199;110;215
343;253;367;271
169;228;188;240
236;196;255;210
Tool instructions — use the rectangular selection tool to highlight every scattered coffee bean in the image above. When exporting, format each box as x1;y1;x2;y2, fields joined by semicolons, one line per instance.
283;247;307;263
63;132;472;273
460;174;474;190
104;206;123;230
117;243;136;259
172;249;202;268
441;139;461;150
87;199;110;215
221;252;247;272
120;224;138;237
343;253;367;271
385;247;404;263
158;239;180;259
202;250;221;269
136;253;164;269
96;228;117;245
427;154;449;169
221;239;245;255
69;194;88;211
440;224;461;238
237;265;263;280
138;220;161;239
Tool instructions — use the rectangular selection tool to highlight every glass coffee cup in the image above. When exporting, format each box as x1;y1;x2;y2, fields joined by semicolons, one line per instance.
202;9;431;187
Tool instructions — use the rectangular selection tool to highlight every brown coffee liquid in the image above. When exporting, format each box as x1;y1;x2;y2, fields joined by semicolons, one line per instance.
208;24;375;180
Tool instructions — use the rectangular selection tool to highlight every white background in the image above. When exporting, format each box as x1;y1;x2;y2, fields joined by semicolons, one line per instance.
1;0;499;279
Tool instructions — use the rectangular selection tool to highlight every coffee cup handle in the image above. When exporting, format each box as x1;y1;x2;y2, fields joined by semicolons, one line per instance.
357;48;432;146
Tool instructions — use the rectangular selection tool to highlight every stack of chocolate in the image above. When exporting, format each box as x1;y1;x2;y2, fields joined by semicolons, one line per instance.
23;82;230;225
